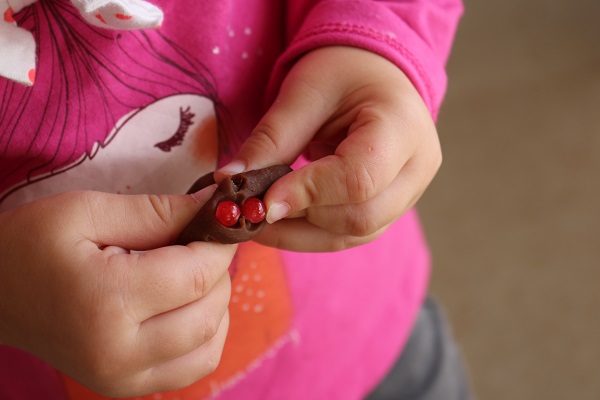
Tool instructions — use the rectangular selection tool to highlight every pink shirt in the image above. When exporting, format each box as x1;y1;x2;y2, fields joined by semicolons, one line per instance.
0;0;462;399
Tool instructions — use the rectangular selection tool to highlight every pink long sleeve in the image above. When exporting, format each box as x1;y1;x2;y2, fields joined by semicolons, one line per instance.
270;0;464;118
0;1;463;398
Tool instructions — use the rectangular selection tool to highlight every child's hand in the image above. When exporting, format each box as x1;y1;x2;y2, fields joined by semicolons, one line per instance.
219;46;441;252
0;189;236;397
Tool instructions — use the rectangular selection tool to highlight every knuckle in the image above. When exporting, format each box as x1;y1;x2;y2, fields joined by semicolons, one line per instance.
200;314;220;343
301;169;321;207
157;314;219;361
203;342;225;375
346;165;375;203
326;237;349;252
249;123;282;155
76;190;103;236
328;229;383;252
345;210;379;237
193;265;213;299
162;339;224;392
204;352;221;375
147;194;175;230
326;235;363;252
343;161;378;204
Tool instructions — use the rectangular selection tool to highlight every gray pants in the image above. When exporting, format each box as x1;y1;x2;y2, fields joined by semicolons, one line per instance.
365;298;474;400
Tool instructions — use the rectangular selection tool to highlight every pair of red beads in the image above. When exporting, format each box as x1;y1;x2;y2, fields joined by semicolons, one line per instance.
215;198;266;227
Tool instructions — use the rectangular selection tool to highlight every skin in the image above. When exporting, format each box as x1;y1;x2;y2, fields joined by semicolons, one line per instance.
0;186;236;397
219;46;442;252
0;46;441;396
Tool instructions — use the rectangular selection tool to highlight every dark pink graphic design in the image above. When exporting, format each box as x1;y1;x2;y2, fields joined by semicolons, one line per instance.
0;0;234;203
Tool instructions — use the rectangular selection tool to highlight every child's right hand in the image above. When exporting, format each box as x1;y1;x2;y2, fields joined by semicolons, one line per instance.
0;189;236;397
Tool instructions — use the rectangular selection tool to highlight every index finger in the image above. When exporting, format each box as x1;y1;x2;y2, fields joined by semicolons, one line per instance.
264;111;409;222
103;241;237;322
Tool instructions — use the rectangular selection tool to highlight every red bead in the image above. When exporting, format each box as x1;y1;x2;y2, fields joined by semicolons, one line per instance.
215;200;241;227
242;198;266;223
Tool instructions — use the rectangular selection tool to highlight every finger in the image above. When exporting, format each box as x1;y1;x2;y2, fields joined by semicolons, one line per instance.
135;273;230;366
139;310;230;395
217;64;339;177
263;111;410;223
300;155;437;236
107;240;236;321
254;217;388;252
79;185;216;250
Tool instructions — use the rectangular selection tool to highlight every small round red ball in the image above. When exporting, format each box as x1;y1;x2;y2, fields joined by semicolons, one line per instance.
242;197;266;224
215;200;241;227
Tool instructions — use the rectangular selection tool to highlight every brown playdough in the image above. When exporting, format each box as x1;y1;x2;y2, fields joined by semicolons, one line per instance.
176;165;292;244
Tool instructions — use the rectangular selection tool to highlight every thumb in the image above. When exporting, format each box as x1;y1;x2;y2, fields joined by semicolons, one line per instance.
75;185;216;250
217;70;336;177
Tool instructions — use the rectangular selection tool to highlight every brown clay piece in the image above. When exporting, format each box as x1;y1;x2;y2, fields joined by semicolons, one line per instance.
176;165;292;244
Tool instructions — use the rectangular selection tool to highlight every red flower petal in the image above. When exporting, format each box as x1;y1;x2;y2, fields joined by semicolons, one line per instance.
115;13;133;20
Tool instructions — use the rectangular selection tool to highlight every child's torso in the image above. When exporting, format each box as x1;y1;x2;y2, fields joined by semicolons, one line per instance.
0;1;429;399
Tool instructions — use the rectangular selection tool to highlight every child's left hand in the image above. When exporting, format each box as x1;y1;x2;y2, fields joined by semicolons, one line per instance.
218;46;441;252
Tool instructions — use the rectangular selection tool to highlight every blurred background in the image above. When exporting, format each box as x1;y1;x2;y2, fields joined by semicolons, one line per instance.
418;1;600;399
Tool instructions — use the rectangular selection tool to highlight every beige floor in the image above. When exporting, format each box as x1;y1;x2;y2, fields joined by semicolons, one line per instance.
417;1;600;399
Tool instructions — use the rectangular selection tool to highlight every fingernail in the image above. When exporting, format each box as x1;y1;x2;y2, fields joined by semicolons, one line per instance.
266;201;291;224
191;184;217;204
218;160;246;176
